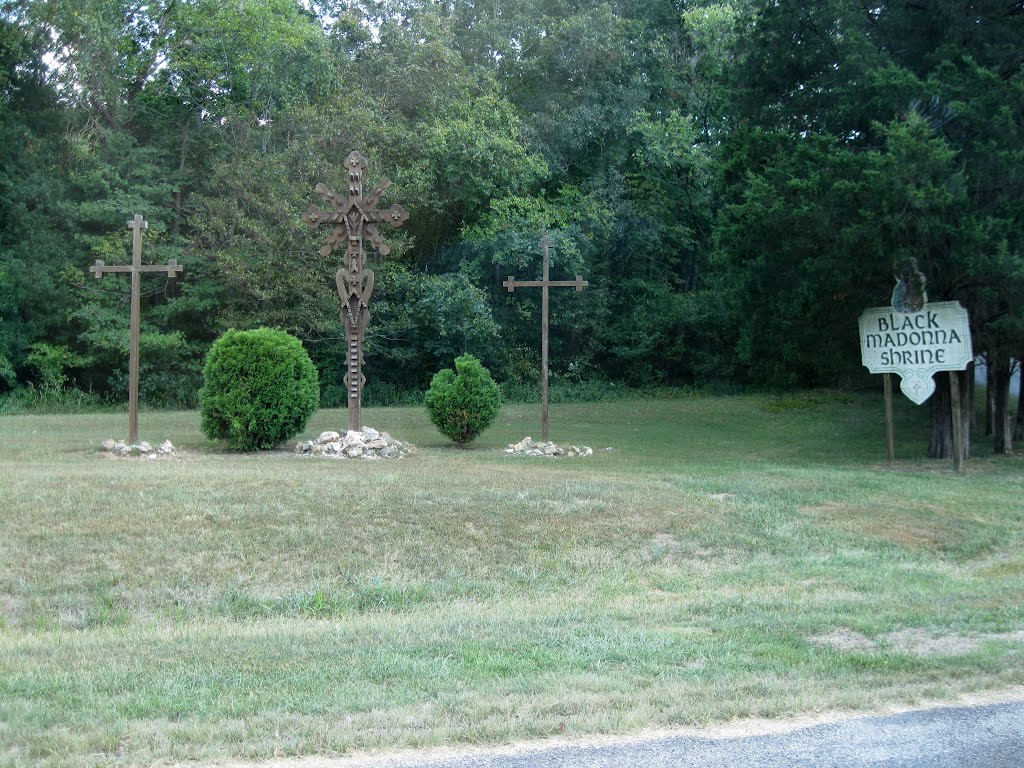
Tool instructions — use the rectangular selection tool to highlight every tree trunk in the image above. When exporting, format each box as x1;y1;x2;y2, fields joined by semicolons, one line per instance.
1015;362;1024;443
985;362;994;435
960;365;972;460
968;360;976;432
992;352;1013;455
928;373;952;458
927;369;972;460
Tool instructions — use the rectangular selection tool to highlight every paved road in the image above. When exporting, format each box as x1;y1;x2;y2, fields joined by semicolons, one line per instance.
323;699;1024;768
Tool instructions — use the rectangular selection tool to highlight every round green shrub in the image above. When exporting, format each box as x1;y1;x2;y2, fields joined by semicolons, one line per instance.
200;328;320;451
424;354;502;445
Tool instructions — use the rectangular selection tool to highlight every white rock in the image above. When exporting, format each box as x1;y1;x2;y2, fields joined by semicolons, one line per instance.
101;438;117;451
506;436;593;459
159;440;174;454
298;428;410;459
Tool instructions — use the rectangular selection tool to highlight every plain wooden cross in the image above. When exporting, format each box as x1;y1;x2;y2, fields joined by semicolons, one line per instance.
503;233;588;441
302;151;409;431
90;214;182;444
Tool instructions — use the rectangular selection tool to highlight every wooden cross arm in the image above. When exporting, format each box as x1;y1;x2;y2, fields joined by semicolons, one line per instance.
362;178;392;209
503;276;589;292
364;224;392;257
91;259;183;278
364;203;409;228
313;182;347;209
303;203;408;230
302;205;346;228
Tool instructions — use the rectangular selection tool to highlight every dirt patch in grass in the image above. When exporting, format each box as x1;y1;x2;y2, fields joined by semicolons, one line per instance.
810;628;1024;657
880;629;1024;657
808;628;878;653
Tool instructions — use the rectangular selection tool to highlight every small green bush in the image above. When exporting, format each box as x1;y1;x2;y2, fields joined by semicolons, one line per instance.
424;354;502;445
200;328;319;451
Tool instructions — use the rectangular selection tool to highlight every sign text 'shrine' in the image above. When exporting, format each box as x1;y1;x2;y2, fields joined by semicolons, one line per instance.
858;301;972;405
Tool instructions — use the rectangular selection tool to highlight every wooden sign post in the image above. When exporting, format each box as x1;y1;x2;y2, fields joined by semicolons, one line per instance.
302;151;409;432
883;372;896;463
503;234;588;441
90;214;182;445
949;370;964;473
859;301;972;472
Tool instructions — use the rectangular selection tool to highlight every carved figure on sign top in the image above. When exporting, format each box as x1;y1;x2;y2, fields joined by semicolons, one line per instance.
891;257;927;314
302;151;409;431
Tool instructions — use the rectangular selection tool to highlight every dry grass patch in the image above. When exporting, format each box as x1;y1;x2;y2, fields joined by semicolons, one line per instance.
809;627;1024;658
800;499;998;552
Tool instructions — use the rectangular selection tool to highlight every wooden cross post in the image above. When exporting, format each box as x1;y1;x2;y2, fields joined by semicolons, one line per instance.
504;234;588;441
949;371;964;474
302;151;409;432
90;214;182;445
883;373;896;463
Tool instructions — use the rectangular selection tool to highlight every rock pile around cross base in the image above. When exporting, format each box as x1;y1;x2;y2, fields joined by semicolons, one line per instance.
506;436;593;457
295;427;414;460
101;438;176;459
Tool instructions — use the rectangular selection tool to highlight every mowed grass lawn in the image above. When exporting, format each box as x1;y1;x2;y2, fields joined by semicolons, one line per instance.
1;393;1023;767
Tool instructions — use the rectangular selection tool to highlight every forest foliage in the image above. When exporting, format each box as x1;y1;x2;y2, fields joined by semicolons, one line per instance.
1;1;1021;441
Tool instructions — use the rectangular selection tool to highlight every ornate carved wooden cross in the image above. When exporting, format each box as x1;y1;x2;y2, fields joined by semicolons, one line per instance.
90;214;182;445
503;234;588;441
302;151;409;431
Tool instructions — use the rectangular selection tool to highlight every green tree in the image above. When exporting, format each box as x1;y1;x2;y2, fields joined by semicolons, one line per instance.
0;14;76;391
200;328;320;451
424;353;502;445
718;0;1024;457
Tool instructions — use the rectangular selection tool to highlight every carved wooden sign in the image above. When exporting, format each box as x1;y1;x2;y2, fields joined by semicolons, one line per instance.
503;234;588;441
90;214;182;445
859;301;972;405
302;152;408;431
859;293;972;472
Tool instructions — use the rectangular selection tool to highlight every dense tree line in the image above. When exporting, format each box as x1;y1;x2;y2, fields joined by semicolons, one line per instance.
1;1;1021;453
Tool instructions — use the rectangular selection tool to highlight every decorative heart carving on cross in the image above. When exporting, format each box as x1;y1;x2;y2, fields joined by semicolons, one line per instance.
337;268;374;309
